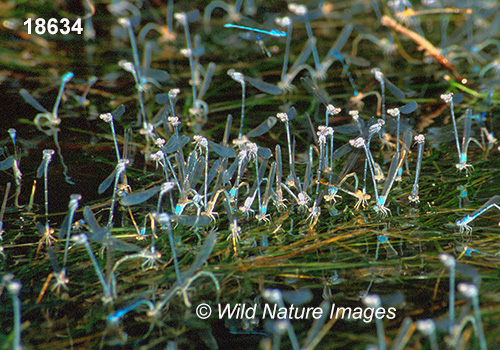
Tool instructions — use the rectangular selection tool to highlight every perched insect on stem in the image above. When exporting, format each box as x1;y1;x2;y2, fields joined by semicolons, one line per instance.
72;233;114;303
61;194;82;268
455;195;500;234
441;93;467;171
371;67;405;122
175;11;201;114
408;134;425;203
387;101;418;154
288;3;324;76
374;129;412;215
20;73;75;184
277;107;300;190
98;158;130;228
224;23;286;37
100;104;125;162
455;109;482;173
37;149;55;232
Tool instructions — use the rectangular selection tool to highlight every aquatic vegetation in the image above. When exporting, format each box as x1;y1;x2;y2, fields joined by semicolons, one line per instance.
2;0;500;348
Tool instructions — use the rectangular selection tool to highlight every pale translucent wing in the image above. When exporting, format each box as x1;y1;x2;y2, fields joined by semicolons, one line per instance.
399;101;418;114
112;104;126;119
208;141;236;158
0;156;15;171
173;214;211;228
453;93;464;104
245;76;282;95
462;108;473;155
198;62;216;100
301;76;329;105
20;89;49;113
120;186;161;206
207;157;223;186
247;116;277;138
257;147;272;159
163;134;190;153
36;159;47;178
384;77;405;100
282;289;313;305
140;68;170;82
288;38;314;73
329;24;353;54
98;168;117;194
185;9;200;22
287;106;297;121
181;229;218;279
